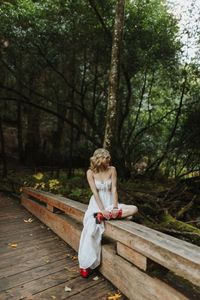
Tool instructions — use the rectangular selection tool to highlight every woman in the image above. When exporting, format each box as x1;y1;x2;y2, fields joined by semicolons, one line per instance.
78;148;138;278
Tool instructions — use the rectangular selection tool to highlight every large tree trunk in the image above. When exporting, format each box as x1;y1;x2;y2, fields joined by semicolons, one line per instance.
17;57;25;163
25;75;41;166
17;99;24;162
0;116;7;177
25;106;41;166
68;49;76;178
103;0;125;153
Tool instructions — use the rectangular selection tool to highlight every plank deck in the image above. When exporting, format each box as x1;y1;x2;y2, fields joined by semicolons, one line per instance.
0;193;127;300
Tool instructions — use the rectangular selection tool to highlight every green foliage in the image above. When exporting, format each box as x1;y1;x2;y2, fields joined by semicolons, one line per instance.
0;0;199;179
68;187;91;203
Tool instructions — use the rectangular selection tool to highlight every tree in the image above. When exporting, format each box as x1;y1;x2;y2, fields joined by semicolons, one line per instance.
103;0;125;152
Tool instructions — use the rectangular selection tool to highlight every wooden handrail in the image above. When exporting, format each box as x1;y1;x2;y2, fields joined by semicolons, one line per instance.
21;187;200;300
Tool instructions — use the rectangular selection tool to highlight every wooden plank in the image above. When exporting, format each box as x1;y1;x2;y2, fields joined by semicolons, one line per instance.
0;221;38;233
22;188;200;287
0;225;52;242
21;196;82;251
105;220;200;287
0;249;67;279
63;280;119;300
0;236;59;257
0;239;66;268
0;194;126;300
47;203;55;212
21;195;193;300
22;187;86;221
0;231;56;248
117;242;147;271
0;258;74;292
100;244;189;300
0;268;79;300
30;274;110;300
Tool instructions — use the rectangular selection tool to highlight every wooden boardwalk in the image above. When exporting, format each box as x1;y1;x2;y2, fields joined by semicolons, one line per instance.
0;193;126;300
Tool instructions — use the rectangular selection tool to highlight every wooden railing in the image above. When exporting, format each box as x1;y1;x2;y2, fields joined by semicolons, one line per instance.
21;187;200;300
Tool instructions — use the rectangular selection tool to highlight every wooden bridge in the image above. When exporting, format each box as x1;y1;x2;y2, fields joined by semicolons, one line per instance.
0;189;200;300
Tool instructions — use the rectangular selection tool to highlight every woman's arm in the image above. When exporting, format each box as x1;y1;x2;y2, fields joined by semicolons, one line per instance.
86;169;105;212
111;166;119;208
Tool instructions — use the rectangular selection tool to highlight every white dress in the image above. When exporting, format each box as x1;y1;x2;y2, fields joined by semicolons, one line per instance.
78;178;124;269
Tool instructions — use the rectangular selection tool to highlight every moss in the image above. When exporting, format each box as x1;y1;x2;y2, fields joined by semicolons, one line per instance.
161;212;200;234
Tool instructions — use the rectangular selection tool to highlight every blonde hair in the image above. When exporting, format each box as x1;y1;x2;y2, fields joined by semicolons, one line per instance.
90;148;111;173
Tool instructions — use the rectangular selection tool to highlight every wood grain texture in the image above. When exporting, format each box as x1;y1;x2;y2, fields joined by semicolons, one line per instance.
105;220;200;287
22;188;200;287
22;187;86;221
0;193;121;300
100;244;189;300
21;192;197;300
21;196;82;251
117;242;147;271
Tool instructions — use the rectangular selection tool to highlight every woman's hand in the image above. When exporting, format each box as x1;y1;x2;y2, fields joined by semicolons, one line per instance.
101;210;111;220
111;208;119;219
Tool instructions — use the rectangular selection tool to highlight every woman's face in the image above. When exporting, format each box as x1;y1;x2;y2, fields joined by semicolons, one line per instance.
101;155;110;169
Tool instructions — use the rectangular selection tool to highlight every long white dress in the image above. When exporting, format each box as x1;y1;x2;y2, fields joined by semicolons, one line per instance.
78;178;124;269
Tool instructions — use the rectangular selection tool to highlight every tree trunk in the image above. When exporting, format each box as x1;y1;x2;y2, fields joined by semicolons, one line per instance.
25;75;41;166
17;57;25;163
25;106;41;166
0;116;7;177
17;99;24;162
68;49;76;178
103;0;125;153
148;70;187;176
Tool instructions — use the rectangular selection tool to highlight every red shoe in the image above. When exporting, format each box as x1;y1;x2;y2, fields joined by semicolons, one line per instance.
94;209;123;223
117;208;122;218
110;208;122;219
80;268;90;278
94;212;105;224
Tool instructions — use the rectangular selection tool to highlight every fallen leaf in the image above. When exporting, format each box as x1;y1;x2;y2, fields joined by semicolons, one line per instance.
46;260;50;263
71;256;77;260
24;218;34;223
93;276;99;281
10;243;18;248
107;292;122;300
64;286;72;292
50;296;56;299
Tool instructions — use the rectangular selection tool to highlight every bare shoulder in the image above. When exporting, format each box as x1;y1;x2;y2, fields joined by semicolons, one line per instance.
110;166;117;174
86;169;93;179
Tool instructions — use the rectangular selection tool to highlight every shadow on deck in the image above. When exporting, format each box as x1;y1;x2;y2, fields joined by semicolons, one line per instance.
0;193;126;300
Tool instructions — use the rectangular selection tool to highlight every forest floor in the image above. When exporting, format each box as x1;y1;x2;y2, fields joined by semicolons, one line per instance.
117;176;200;246
0;165;200;247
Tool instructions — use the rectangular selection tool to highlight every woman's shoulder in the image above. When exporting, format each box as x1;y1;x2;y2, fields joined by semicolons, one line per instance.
86;168;94;178
109;166;116;173
109;166;115;169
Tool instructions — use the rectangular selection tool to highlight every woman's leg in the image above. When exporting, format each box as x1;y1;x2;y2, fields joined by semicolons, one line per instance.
120;204;138;218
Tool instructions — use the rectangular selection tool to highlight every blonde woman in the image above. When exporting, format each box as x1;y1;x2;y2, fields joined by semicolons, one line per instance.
78;148;138;278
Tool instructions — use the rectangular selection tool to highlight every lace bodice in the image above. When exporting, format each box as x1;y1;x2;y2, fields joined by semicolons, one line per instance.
95;179;112;191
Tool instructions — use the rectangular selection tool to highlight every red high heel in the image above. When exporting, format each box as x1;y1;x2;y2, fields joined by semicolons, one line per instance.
109;208;122;219
94;212;105;224
94;209;122;224
80;268;90;278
